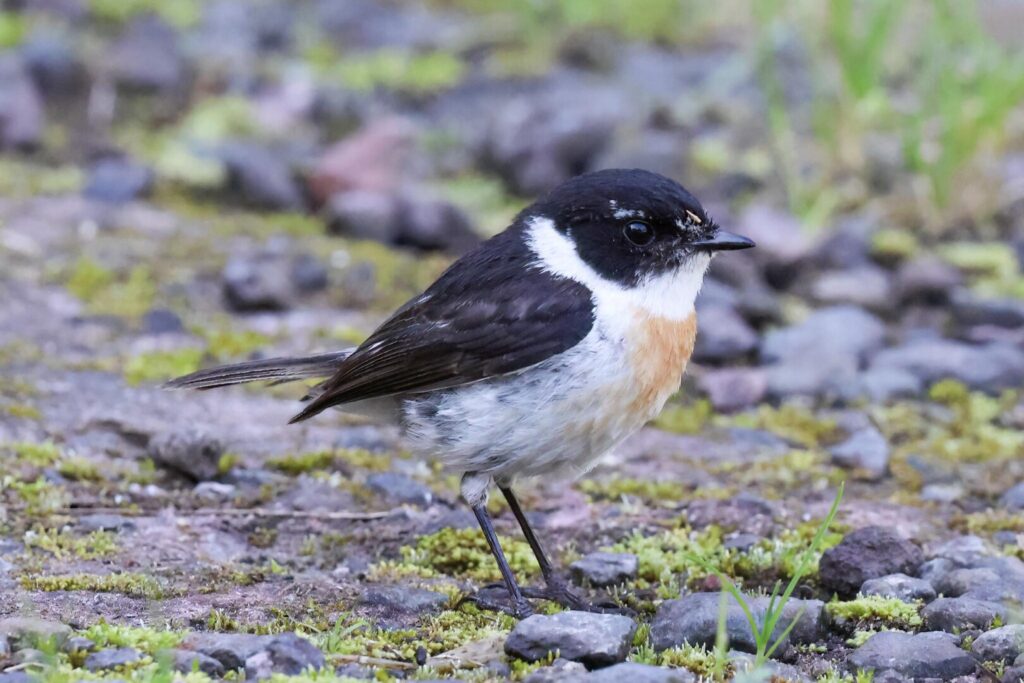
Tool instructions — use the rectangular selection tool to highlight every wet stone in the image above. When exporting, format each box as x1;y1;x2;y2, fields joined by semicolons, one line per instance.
921;597;1008;633
971;625;1024;665
860;573;936;603
818;526;923;598
828;425;890;480
505;611;637;669
847;631;977;679
84;647;142;671
569;552;638;588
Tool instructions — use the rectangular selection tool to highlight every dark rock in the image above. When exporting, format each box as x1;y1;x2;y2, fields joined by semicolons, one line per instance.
325;190;402;241
505;611;636;669
20;30;85;96
106;15;186;91
84;158;154;203
0;54;45;150
934;567;1002;598
818;527;923;598
697;368;767;412
218;143;304;211
972;625;1024;665
148;430;224;482
952;290;1024;329
290;254;328;293
999;482;1024;511
828;426;890;480
141;308;185;335
0;617;71;649
847;631;976;679
222;250;294;312
569;552;638;588
361;585;448;614
480;97;616;196
62;636;95;654
860;573;936;603
182;632;323;673
692;306;758;363
650;592;823;654
365;472;433;507
811;265;893;312
169;648;226;677
84;647;142;671
327;190;479;253
921;597;1008;633
871;340;1024;392
1003;665;1024;683
894;256;962;305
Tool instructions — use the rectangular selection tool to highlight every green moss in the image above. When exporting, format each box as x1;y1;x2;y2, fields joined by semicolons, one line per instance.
578;478;692;506
88;0;202;28
82;622;185;654
198;327;271;360
653;400;713;434
57;457;104;482
8;477;71;515
4;403;41;420
730;404;839;448
954;510;1024;535
826;595;923;633
8;440;62;466
631;642;730;677
267;448;391;475
124;348;204;386
65;259;157;318
870;229;919;262
0;11;26;48
393;527;539;583
0;158;84;198
24;528;119;560
310;46;466;94
937;242;1019;281
21;572;164;598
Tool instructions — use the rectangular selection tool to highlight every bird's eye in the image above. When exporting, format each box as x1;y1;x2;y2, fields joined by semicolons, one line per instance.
623;221;654;246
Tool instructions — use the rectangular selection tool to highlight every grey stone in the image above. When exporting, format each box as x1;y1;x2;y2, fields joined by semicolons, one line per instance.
1003;665;1024;683
505;611;637;668
84;158;154;203
818;527;923;598
847;631;976;679
290;254;328;293
692;306;758;363
0;617;71;649
0;54;45;150
523;657;588;682
921;597;1008;633
20;30;85;96
697;368;767;412
218;143;304;211
930;535;995;568
148;429;224;482
972;625;1024;665
168;648;226;677
587;662;696;682
811;265;893;311
84;647;142;671
397;192;479;253
222;251;294;312
0;673;31;683
861;573;936;603
365;472;433;507
1000;482;1024;511
951;291;1024;329
934;567;1004;599
569;552;638;588
761;306;886;366
361;585;448;614
75;513;136;533
894;257;963;305
828;426;890;480
107;15;185;91
185;632;323;675
326;190;402;242
871;340;1024;392
62;636;95;654
730;651;812;683
650;592;824;654
839;367;923;403
142;308;185;335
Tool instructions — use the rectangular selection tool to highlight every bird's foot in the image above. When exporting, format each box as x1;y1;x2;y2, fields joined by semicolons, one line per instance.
520;577;632;615
469;584;535;619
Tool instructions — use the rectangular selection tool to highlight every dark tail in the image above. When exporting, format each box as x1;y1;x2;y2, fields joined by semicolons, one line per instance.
164;351;351;391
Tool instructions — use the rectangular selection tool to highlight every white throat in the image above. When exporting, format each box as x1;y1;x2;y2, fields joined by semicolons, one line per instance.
525;216;709;321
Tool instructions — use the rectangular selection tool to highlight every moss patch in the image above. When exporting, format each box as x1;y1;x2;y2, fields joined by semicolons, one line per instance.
24;528;119;560
826;595;923;633
21;572;165;599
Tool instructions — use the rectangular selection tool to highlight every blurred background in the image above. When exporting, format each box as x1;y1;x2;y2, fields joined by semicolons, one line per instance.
1;1;1024;678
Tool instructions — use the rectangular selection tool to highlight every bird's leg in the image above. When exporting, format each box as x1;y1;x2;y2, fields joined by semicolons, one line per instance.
471;503;534;618
499;485;588;611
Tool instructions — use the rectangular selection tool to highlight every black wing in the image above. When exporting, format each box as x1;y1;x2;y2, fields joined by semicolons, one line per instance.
290;227;595;423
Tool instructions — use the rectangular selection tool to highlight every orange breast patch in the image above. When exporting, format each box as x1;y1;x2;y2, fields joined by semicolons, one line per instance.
626;310;697;418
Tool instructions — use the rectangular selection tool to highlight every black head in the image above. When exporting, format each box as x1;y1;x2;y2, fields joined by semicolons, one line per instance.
524;168;753;286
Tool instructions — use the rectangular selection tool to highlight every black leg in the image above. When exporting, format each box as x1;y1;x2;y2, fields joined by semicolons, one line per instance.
500;486;588;611
472;503;533;618
500;486;555;580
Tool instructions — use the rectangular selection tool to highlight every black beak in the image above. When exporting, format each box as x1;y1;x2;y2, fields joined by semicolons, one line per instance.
690;230;756;252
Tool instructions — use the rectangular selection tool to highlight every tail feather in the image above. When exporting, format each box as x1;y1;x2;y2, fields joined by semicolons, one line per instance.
164;351;351;391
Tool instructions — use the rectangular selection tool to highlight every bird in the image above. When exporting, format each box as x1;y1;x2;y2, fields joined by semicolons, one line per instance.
166;168;754;617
